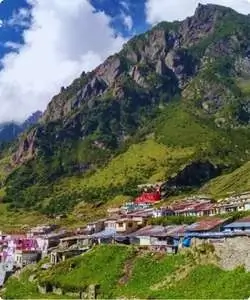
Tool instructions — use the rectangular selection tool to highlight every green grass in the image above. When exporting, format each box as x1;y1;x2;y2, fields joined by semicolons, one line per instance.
236;78;250;96
39;245;134;298
154;104;250;167
0;155;12;186
156;265;250;299
59;139;194;189
115;253;184;298
37;139;193;214
4;267;68;299
4;269;40;299
201;161;250;197
5;245;250;299
0;204;52;232
155;104;221;148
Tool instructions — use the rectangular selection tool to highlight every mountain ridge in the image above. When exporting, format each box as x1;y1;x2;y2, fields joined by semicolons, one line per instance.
2;3;250;215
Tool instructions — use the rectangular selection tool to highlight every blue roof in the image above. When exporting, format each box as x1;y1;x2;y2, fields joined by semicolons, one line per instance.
223;222;250;229
185;231;250;238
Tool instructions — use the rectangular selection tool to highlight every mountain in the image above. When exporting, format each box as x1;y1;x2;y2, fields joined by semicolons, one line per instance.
0;111;42;143
3;4;250;215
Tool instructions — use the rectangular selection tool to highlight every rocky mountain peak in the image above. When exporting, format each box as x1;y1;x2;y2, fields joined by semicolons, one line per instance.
13;3;250;165
194;3;232;17
22;111;43;129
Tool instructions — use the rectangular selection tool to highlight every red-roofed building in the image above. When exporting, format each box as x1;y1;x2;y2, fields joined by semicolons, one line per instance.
135;192;161;204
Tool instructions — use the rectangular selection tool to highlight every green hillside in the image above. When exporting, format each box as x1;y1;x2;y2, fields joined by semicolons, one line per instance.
28;139;194;214
59;139;194;188
4;245;250;299
201;161;250;197
3;3;250;218
4;104;250;216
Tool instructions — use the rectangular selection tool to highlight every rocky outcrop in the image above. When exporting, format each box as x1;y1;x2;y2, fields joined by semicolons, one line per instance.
193;237;250;271
180;4;232;46
165;49;197;87
40;4;245;126
12;3;250;165
163;161;221;193
13;129;38;164
214;237;250;271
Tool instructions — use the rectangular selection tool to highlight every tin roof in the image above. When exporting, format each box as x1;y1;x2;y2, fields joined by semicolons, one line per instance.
186;218;228;232
129;225;165;237
223;216;250;229
165;225;187;237
129;225;187;238
170;201;214;213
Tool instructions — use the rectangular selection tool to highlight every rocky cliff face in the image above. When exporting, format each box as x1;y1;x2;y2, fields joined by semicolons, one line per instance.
41;4;250;123
14;4;250;165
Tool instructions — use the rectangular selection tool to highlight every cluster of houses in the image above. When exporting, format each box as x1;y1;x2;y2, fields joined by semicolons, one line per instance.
1;189;250;284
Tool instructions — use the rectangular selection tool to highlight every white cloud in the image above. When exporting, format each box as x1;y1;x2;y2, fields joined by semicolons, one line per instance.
7;8;31;27
146;0;250;24
121;12;133;31
0;0;126;122
4;41;22;50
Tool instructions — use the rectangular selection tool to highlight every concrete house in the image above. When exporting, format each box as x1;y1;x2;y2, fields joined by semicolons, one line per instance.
28;224;58;237
59;235;91;249
86;220;105;234
129;226;165;246
50;249;86;265
104;217;117;230
129;225;186;253
115;218;138;234
15;250;40;268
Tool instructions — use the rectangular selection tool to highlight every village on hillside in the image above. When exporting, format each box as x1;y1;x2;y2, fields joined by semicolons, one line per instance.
1;183;250;286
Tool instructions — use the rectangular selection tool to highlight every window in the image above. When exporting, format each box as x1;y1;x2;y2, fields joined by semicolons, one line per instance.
118;222;123;228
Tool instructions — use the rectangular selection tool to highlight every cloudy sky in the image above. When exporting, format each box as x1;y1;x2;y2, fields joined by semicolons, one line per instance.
0;0;250;123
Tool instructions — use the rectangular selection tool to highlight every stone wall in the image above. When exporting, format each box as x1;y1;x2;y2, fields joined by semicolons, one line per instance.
36;283;98;298
190;236;250;271
213;236;250;271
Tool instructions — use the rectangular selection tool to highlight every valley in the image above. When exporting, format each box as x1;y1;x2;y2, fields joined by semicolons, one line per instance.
1;3;250;298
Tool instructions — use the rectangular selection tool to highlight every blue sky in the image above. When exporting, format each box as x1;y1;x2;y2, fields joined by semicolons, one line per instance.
0;0;30;58
1;0;250;122
0;0;148;60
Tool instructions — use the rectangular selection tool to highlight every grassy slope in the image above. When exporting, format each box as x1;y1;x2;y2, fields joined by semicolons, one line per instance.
0;155;12;186
4;245;250;299
55;139;194;190
155;104;221;148
42;104;250;211
0;204;56;233
41;139;194;212
2;104;250;228
201;161;250;197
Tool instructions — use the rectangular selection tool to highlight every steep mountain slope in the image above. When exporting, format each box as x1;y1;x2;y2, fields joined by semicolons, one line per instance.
3;4;250;215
